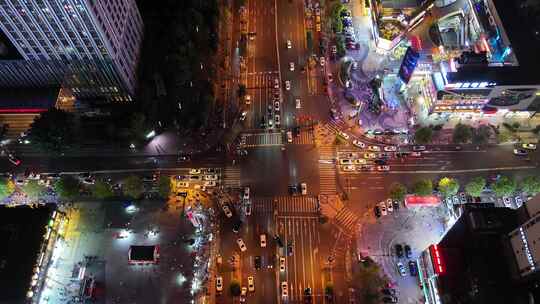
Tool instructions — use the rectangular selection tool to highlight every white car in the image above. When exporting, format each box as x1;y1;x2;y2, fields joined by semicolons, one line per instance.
377;165;390;171
364;152;377;159
216;276;223;292
241;287;247;297
353;140;365;148
367;145;380;152
280;257;286;272
204;174;218;181
295;98;301;109
286;40;292;49
384;146;397;152
340;159;353;165
289;62;295;71
240;111;247;121
285;80;291;90
379;202;387;216
274;101;280;112
338;131;350;140
245;95;251;105
301;183;307;195
281;281;288;297
503;196;512;208
411;151;422;157
522;143;537;150
343;165;356;171
248;276;255;292
274;78;280;89
244;187;250;200
177;181;190;188
386;198;393;212
222;205;233;218
396;262;407;276
412;145;426;151
515;195;524;207
287;131;293;143
237;238;247;252
203;181;217;187
459;192;467;204
260;234;267;247
320;56;325;66
189;168;201;175
353;159;366;165
453;195;460;205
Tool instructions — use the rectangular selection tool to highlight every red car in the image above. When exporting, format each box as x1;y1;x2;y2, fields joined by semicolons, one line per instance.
8;154;21;166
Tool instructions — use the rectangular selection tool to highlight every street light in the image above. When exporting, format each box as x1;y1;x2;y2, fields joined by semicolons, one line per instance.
146;130;156;139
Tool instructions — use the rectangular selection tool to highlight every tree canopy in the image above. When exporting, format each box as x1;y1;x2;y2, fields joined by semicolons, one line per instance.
521;176;540;195
122;175;144;199
54;176;80;200
352;257;387;304
465;177;486;197
0;178;13;200
28;108;76;154
492;176;517;197
157;176;172;198
438;177;459;198
412;179;433;196
389;183;407;201
452;123;473;144
22;180;45;200
414;127;433;144
472;125;492;145
92;180;114;199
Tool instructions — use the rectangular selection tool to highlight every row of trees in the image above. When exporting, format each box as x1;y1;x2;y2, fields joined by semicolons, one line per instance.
0;175;172;202
388;174;540;200
414;123;493;145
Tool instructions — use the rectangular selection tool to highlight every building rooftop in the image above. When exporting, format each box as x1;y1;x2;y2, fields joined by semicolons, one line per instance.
129;245;157;262
0;205;54;302
0;87;59;113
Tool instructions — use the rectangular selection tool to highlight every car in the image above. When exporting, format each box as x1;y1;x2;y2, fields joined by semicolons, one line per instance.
189;175;201;181
281;281;288;297
315;22;321;32
280;256;286;271
289;62;295;71
404;245;412;258
260;234;267;247
380;203;387;216
408;260;418;276
320;56;325;66
386;199;393;212
377;165;390;171
287;242;293;256
237;238;247;252
177;181;190;188
340;159;353;165
343;165;355;171
82;177;95;185
364;152;377;159
245;94;251;105
7;154;21;166
286;40;292;49
241;287;247;297
453;195;460;204
412;145;426;151
522;143;537;150
396;261;407;276
382;288;397;296
353;159;367;165
395;244;403;258
285;80;291;90
177;154;191;162
315;7;320;15
245;204;252;216
203;181;216;187
295;98;301;109
411;151;422;157
274;78;280;89
287;131;293;143
503;196;512;208
289;184;299;195
331;45;337;54
514;148;528;156
374;206;382;218
267;255;275;269
515;195;524;208
459;192;467;204
301;183;307;195
244;187;250;200
216;276;223;292
222;205;233;218
189;168;201;175
275;115;281;127
383;296;398;303
393;201;400;210
248;276;255;291
384;146;397;152
274;101;280;112
374;159;387;165
368;145;380;152
232;220;242;233
254;256;261;269
240;111;247;121
274;234;284;247
328;73;333;82
378;152;390;159
338;131;350;140
352;140;365;148
304;287;313;303
204;174;218;181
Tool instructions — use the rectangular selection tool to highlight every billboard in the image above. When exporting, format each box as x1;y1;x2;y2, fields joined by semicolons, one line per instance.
398;47;420;84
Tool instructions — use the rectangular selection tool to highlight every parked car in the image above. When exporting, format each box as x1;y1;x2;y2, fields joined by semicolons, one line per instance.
237;238;247;252
368;145;381;152
503;196;513;208
395;244;403;258
386;198;393;212
384;146;397;152
409;260;418;276
404;245;412;258
379;202;387;216
514;148;528;156
352;140;365;148
396;262;407;276
522;143;537;150
374;206;381;218
412;145;426;151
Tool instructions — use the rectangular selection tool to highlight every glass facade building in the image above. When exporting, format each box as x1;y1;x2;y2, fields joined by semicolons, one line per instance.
0;0;143;102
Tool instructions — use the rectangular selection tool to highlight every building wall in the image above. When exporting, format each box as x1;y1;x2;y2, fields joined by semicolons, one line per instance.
509;195;540;277
0;0;142;101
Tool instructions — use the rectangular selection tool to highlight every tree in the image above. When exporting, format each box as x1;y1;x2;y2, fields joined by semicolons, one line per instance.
22;180;45;200
389;183;407;201
465;177;486;197
28;108;76;153
128;112;147;143
438;177;459;198
157;176;172;198
122;175;143;199
521;176;540;195
54;176;80;200
452;123;472;144
472;125;492;145
0;178;13;200
230;281;241;297
92;180;114;199
412;179;433;196
414;127;433;144
353;257;386;304
492;176;517;197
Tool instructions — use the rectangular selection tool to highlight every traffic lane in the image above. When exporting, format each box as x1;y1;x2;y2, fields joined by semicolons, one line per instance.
250;0;277;71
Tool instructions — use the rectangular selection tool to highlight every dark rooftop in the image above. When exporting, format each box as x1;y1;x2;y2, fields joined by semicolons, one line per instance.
0;87;59;112
129;245;157;261
0;205;55;303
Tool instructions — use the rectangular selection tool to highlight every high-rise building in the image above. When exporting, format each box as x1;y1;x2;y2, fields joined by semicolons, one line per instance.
0;0;143;102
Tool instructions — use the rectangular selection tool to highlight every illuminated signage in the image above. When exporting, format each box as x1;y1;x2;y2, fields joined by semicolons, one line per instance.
519;227;536;271
429;244;445;274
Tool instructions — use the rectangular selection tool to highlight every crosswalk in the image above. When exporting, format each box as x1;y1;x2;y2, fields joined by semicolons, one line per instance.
318;145;335;160
222;166;241;188
333;207;359;235
252;196;319;215
241;132;282;147
322;120;347;135
318;145;337;194
291;130;314;145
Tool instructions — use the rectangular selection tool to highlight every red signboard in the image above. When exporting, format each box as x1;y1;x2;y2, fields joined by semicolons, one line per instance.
404;195;441;207
429;244;445;274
